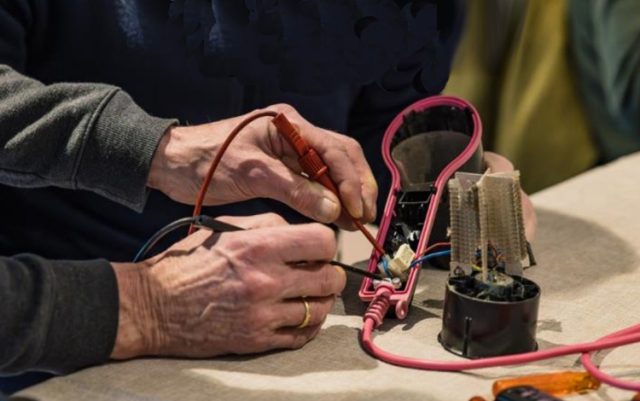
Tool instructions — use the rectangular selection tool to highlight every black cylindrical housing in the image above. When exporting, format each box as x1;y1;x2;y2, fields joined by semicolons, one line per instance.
438;276;540;358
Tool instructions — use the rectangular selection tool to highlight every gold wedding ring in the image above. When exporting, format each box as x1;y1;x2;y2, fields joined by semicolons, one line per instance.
297;298;311;329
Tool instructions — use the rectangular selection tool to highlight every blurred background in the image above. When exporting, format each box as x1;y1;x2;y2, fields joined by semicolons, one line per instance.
443;0;639;193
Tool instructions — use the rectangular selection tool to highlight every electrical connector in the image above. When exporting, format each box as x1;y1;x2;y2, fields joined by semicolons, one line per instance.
388;243;416;280
373;277;402;290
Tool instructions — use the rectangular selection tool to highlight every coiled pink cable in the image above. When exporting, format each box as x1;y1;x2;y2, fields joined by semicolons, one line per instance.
361;287;640;391
580;324;640;391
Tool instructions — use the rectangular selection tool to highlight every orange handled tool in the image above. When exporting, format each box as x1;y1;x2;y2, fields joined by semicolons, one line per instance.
492;371;600;398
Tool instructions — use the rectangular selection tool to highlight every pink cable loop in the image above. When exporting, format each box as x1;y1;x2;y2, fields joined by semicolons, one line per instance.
361;314;640;391
580;324;640;391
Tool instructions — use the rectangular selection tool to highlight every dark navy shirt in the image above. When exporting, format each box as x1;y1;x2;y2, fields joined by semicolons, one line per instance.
0;0;462;261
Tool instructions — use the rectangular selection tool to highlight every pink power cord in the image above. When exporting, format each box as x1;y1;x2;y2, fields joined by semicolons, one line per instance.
361;286;640;391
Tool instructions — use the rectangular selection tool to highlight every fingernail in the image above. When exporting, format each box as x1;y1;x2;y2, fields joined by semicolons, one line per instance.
333;264;347;285
364;197;376;221
346;200;363;220
318;197;340;222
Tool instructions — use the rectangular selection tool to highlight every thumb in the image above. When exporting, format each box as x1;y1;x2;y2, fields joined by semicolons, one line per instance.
261;164;341;223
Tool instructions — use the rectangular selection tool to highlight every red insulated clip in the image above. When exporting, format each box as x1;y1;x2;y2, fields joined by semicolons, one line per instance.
271;113;386;256
271;113;340;195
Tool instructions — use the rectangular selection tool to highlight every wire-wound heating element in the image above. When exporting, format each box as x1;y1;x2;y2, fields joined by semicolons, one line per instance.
448;172;482;274
478;172;527;273
448;171;528;277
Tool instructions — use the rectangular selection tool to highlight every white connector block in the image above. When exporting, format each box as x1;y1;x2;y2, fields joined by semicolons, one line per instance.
388;244;416;280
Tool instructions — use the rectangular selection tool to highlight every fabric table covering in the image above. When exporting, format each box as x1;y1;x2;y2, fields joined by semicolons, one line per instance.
15;153;640;401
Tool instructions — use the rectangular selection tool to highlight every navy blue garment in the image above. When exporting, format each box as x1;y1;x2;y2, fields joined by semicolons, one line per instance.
0;372;52;395
0;0;463;262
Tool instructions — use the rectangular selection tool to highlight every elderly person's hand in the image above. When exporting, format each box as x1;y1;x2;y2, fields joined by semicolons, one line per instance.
148;104;378;230
109;213;345;359
484;151;537;241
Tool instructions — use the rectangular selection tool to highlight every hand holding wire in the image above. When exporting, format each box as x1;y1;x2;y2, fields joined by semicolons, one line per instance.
117;216;346;360
271;112;385;256
150;105;376;231
186;105;384;256
135;213;381;280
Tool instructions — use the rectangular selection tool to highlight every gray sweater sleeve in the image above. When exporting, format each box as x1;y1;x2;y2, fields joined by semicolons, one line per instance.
0;2;174;376
0;66;179;373
0;65;177;212
0;255;119;374
0;67;176;374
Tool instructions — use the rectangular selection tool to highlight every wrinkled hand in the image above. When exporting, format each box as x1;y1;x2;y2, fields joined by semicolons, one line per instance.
148;104;378;229
110;213;346;360
484;151;537;241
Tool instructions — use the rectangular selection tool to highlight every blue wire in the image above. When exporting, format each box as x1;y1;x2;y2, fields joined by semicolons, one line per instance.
409;249;451;269
381;257;392;278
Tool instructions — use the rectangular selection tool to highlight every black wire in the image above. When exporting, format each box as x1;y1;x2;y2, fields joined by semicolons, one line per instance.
133;215;246;262
133;217;198;262
195;215;244;233
329;260;382;280
133;217;382;281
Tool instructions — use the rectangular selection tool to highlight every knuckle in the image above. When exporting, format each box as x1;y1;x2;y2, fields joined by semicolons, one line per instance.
263;212;287;226
233;237;269;264
235;158;255;177
270;103;297;116
224;235;254;261
236;159;268;184
287;179;316;212
344;137;363;153
242;271;280;302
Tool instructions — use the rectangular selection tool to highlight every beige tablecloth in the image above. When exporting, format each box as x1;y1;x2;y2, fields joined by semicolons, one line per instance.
16;153;640;401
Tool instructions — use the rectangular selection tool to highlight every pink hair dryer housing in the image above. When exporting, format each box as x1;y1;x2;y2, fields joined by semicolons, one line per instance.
358;96;484;318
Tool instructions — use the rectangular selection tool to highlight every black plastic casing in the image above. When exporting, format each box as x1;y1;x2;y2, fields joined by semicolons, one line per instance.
438;277;541;358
